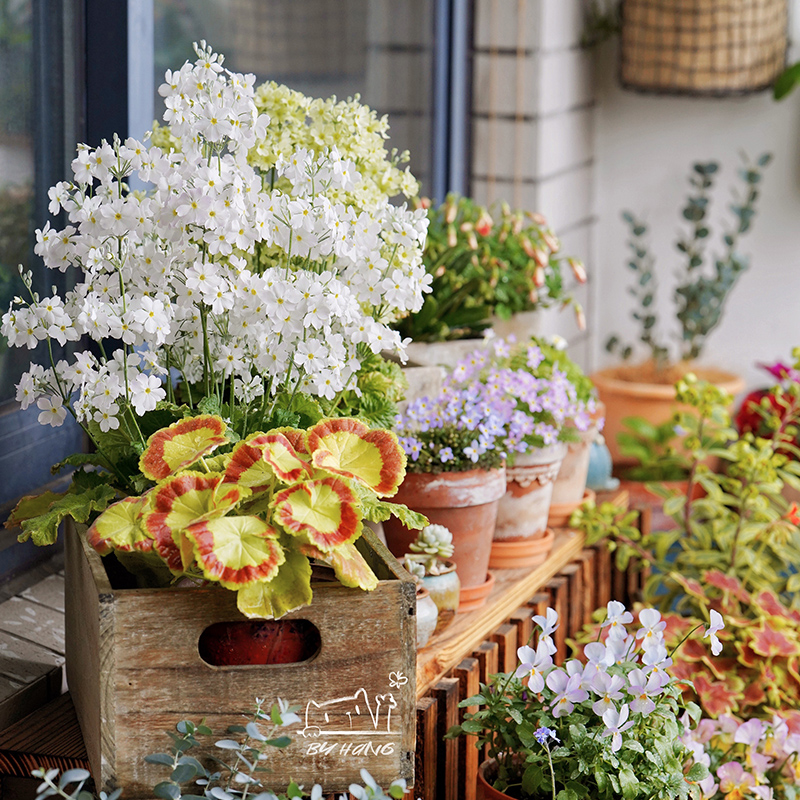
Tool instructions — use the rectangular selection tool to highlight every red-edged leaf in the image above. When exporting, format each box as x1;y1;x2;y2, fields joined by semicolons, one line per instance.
142;473;227;572
87;495;152;554
737;641;760;668
680;638;708;663
742;680;767;707
139;416;228;481
300;541;379;591
306;418;406;496
693;673;739;717
272;477;361;551
184;516;284;591
236;543;313;619
222;439;276;493
255;432;311;483
750;623;800;658
754;590;800;623
272;426;310;456
703;570;750;603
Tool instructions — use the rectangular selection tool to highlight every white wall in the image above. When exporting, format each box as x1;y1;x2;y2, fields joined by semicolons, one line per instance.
592;24;800;389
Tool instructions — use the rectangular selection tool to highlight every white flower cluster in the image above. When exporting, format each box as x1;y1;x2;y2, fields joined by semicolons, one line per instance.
2;42;429;434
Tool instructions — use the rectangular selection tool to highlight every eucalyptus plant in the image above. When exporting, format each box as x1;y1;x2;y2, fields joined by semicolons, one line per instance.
605;154;772;372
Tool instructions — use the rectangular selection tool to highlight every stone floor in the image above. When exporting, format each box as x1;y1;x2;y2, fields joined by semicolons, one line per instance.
0;558;66;729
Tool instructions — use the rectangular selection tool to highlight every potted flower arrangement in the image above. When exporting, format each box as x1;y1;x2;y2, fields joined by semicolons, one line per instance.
402;523;461;633
2;42;430;793
593;155;771;463
443;336;596;568
394;194;587;369
446;602;717;799
385;374;508;611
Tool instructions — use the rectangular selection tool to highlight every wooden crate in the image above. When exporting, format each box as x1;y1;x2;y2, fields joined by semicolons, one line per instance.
65;524;416;797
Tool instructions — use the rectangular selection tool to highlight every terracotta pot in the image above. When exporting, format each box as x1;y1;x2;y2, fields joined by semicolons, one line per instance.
550;415;603;507
421;561;460;633
477;760;515;800
548;488;595;529
489;527;554;569
405;338;487;369
458;571;495;612
416;586;439;649
489;309;542;342
383;467;507;590
591;364;744;465
495;444;566;540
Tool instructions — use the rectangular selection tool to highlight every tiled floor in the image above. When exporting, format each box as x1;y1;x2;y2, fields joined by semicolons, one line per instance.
0;566;66;729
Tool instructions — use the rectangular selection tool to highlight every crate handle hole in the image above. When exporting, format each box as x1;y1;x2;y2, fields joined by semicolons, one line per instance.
198;619;321;667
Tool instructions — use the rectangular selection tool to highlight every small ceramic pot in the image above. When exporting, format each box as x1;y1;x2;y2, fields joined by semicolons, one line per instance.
489;527;554;570
416;586;439;649
495;443;566;541
383;467;507;592
421;561;460;633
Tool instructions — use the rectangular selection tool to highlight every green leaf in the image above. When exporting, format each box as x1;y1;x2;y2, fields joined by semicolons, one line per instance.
382;501;428;531
170;764;197;783
774;62;800;99
686;762;709;782
145;754;175;766
522;765;542;795
153;782;181;800
619;767;638;800
459;719;485;734
264;736;291;748
17;485;118;545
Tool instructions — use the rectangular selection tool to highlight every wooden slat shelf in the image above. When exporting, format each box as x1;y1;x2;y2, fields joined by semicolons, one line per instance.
416;527;585;699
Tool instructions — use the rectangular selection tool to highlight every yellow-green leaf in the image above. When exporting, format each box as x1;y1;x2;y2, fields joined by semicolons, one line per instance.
236;543;313;619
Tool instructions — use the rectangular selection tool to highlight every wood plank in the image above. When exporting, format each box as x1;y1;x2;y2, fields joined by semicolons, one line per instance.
544;577;568;664
20;574;65;614
454;658;480;800
0;631;63;686
612;554;628;607
0;672;61;734
432;678;459;800
414;696;438;800
416;529;585;697
0;597;66;655
507;608;534;651
577;550;597;626
558;563;582;642
489;624;517;673
0;693;89;778
472;642;498;761
593;544;612;610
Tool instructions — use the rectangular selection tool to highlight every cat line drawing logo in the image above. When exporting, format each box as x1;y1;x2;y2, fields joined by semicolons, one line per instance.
299;687;397;738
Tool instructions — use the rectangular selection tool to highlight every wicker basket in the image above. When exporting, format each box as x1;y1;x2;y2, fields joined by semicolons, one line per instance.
620;0;788;96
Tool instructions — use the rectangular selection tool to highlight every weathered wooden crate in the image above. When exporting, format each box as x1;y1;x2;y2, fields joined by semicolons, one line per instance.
65;524;416;797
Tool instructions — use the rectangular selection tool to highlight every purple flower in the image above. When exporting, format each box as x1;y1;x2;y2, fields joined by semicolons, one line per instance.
546;669;588;718
534;726;559;746
627;668;666;715
439;446;454;463
590;672;625;717
602;704;633;752
515;642;553;693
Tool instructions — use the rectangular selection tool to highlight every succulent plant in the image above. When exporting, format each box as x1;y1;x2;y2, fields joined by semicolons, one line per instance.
410;524;454;560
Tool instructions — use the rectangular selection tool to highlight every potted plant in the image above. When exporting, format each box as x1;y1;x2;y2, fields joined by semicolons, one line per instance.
443;336;596;568
593;155;771;463
402;523;461;633
571;372;800;615
446;601;717;799
385;375;509;611
1;42;429;794
394;194;587;368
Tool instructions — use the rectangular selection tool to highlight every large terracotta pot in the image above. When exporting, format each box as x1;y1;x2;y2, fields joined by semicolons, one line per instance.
591;364;744;466
495;444;566;541
477;760;516;800
383;467;507;591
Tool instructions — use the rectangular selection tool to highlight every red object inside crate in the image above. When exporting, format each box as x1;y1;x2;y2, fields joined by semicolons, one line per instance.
198;619;321;666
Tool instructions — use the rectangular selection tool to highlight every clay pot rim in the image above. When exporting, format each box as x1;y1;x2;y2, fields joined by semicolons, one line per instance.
477;759;514;800
396;466;508;506
492;526;554;548
591;364;744;400
458;571;495;611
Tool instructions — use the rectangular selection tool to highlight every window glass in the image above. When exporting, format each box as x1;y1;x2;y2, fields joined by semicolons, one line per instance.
153;0;435;191
0;0;35;403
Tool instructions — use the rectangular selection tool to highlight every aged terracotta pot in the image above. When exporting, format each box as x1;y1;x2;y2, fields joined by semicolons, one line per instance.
591;364;744;466
383;467;507;591
495;443;566;541
550;404;605;508
489;527;554;569
458;571;495;612
548;488;595;529
421;561;460;633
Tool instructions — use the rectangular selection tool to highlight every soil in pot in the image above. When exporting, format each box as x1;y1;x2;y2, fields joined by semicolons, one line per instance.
383;467;506;590
591;362;744;465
